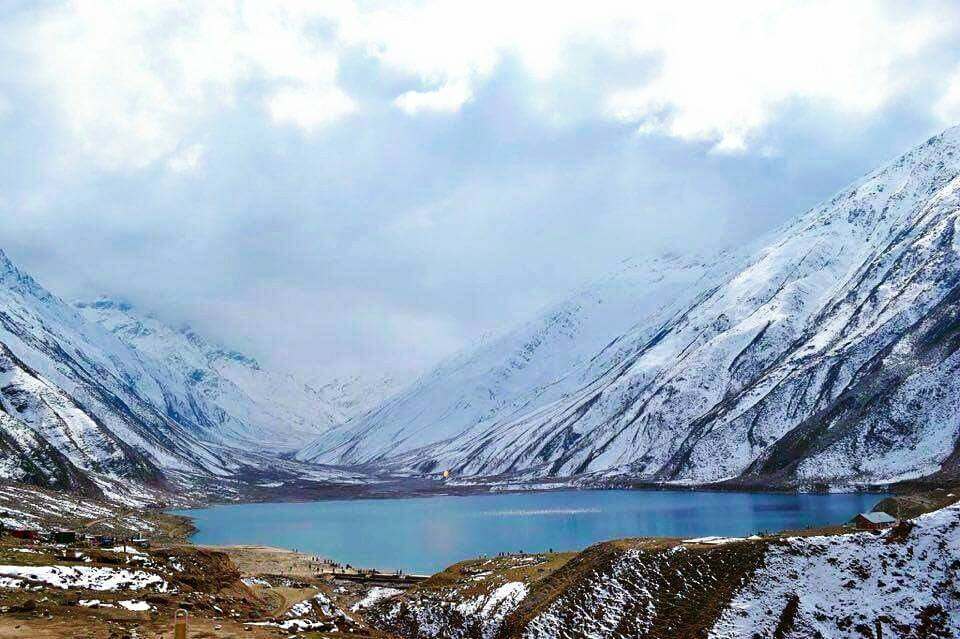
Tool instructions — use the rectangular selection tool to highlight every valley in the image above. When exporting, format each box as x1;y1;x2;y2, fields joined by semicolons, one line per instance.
2;126;960;636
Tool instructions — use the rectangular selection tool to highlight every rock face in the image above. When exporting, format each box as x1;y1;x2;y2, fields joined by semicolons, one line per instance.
301;127;960;488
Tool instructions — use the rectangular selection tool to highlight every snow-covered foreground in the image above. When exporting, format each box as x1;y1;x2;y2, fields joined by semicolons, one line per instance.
710;505;960;638
0;565;167;592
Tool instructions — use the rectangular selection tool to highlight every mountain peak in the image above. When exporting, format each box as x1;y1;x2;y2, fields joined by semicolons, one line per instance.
0;248;54;303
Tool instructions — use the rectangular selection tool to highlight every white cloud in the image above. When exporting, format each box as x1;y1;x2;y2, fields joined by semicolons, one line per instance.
6;0;957;169
166;144;205;174
394;81;472;115
268;86;355;131
935;66;960;125
14;1;354;170
602;1;946;151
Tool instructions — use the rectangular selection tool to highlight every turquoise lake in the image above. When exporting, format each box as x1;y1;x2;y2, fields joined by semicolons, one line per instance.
177;489;884;574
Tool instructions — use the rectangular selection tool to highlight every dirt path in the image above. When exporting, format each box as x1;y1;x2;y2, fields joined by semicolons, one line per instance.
202;544;325;580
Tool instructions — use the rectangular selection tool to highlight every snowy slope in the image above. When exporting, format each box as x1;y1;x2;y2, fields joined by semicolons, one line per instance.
301;126;960;487
523;505;960;639
0;251;237;496
297;250;746;468
0;250;361;499
309;373;409;420
373;502;960;639
709;505;960;638
77;298;347;452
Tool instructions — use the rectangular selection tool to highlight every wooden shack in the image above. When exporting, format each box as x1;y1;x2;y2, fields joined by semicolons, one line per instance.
854;511;896;530
54;530;78;544
10;529;39;541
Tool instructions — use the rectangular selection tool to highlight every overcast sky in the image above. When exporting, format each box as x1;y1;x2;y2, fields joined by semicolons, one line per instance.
2;1;960;380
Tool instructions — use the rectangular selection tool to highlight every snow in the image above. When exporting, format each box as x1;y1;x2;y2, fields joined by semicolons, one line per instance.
242;577;271;587
351;586;402;611
710;505;960;638
76;297;348;453
683;536;756;545
107;545;146;556
0;245;373;499
474;582;528;626
0;565;168;592
118;599;152;611
0;577;29;590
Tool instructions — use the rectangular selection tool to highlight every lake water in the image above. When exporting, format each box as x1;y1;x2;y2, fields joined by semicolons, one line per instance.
177;489;884;574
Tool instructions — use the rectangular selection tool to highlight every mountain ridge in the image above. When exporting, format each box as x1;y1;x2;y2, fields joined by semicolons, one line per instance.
299;126;960;489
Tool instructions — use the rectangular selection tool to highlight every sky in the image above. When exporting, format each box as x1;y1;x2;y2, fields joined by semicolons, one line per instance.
1;1;960;381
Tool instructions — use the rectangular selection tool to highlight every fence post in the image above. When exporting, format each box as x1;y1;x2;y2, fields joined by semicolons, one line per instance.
174;608;188;639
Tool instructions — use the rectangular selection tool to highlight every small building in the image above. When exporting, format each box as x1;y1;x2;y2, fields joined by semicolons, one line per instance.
54;530;78;545
131;537;150;549
854;511;897;530
10;529;39;541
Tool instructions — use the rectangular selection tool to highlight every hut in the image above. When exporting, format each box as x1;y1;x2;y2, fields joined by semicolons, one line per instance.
54;530;78;545
853;511;896;530
10;529;39;541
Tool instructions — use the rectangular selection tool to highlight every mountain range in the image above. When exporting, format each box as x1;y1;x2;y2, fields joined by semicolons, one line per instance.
299;126;960;490
0;257;390;500
3;126;960;499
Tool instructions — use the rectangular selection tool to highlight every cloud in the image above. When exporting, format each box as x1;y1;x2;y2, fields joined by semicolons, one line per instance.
11;2;356;169
166;144;205;174
394;81;472;115
1;0;959;380
936;66;960;124
267;86;356;131
601;1;948;151
6;0;956;171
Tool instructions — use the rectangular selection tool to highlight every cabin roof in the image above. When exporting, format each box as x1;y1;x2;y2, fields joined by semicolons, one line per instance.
858;511;896;524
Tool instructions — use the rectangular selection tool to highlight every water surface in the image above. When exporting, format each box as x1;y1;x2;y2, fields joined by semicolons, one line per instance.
177;489;883;573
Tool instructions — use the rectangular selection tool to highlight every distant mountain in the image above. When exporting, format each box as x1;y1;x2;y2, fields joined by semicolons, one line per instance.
77;298;347;452
299;126;960;489
310;373;410;420
0;251;362;500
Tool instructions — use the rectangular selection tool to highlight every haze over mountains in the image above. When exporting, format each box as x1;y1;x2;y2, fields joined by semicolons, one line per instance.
3;127;960;499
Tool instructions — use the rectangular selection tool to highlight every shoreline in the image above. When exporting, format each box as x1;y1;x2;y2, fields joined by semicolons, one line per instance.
172;485;898;577
173;472;906;512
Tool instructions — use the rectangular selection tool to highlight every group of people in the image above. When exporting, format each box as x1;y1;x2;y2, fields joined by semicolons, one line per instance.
300;555;405;578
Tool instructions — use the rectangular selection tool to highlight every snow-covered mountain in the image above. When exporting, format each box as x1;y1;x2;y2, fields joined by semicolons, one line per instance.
309;373;409;420
0;251;362;499
76;298;347;452
300;126;960;488
0;251;234;496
